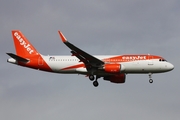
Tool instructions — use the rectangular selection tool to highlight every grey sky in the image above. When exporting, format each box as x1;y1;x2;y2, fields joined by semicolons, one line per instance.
0;0;180;120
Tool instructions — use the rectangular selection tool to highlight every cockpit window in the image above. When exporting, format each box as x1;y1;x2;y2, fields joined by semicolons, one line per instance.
159;59;167;62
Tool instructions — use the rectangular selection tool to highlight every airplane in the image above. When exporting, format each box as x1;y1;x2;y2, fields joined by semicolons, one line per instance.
7;30;174;87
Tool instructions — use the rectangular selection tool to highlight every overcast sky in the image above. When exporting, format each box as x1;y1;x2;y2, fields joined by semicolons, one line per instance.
0;0;180;120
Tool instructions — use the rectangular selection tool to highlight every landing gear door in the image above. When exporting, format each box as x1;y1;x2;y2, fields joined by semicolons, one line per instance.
148;55;153;65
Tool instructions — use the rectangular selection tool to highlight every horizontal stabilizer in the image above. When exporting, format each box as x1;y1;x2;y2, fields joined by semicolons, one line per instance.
6;53;29;62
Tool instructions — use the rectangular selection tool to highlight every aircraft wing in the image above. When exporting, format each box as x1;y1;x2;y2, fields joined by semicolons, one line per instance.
58;31;104;69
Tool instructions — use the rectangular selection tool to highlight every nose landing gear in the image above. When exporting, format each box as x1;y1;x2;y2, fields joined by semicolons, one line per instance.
149;73;153;83
149;79;153;83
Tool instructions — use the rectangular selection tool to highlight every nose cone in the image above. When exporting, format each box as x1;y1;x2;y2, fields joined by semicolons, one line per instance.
168;63;174;71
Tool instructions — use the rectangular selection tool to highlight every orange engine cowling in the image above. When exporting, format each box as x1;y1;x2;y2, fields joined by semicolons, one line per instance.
103;74;126;83
104;64;124;73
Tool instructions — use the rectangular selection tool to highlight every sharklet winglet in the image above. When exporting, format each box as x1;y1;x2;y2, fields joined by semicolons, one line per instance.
58;31;67;42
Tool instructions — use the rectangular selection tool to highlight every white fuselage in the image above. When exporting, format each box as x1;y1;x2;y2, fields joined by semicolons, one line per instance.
40;55;174;74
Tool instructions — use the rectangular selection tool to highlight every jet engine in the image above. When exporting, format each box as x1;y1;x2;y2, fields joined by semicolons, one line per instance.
103;64;125;73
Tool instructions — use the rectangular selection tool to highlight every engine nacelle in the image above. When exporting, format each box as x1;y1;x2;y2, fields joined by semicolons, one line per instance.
104;64;125;73
104;74;126;83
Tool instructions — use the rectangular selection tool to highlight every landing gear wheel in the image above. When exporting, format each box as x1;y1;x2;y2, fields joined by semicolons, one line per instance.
148;73;153;83
93;81;99;87
149;79;153;83
89;75;95;81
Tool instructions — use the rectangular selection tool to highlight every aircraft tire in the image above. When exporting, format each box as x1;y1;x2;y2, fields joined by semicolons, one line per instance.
149;79;153;83
93;81;99;87
89;75;95;81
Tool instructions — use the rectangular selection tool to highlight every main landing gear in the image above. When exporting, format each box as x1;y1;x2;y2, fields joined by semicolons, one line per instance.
149;73;153;83
93;80;99;87
89;75;99;87
89;75;95;81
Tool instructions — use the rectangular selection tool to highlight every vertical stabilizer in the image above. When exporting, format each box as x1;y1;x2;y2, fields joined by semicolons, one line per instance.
12;30;39;57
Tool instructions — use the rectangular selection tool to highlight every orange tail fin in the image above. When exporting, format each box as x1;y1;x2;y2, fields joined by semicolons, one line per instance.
12;30;39;57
